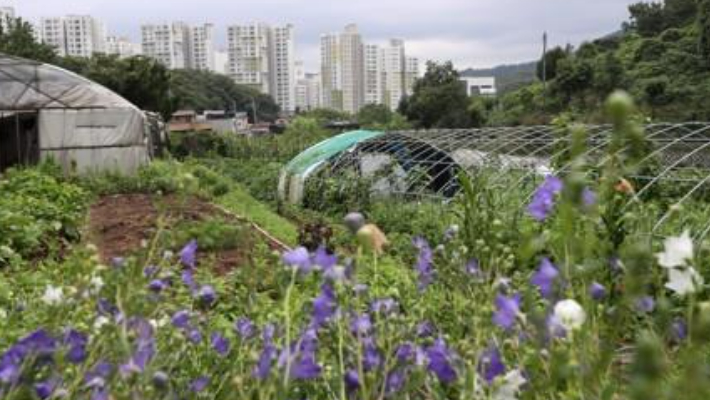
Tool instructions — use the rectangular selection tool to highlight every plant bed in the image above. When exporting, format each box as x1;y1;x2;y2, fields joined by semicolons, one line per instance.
88;193;278;274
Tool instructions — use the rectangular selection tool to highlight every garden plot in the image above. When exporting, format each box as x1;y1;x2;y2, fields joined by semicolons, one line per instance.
88;193;279;274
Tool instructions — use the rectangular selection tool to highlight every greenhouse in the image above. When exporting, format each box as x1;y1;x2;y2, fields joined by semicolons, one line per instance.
0;53;156;175
278;129;383;203
287;123;710;239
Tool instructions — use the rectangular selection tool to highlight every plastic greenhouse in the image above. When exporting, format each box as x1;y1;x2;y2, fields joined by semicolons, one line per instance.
0;53;155;174
278;130;384;204
283;123;710;240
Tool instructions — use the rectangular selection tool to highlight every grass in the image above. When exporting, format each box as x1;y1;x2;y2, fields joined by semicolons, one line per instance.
216;181;299;247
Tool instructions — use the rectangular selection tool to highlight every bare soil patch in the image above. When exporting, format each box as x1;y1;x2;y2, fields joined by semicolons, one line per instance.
88;193;263;273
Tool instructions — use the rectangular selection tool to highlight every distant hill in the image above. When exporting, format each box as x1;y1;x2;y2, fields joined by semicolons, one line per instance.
460;61;538;94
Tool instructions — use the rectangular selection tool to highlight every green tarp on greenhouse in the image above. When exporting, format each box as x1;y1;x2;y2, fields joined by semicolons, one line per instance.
278;130;383;204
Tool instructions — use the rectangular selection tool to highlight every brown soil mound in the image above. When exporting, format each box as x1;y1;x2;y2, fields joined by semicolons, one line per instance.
88;193;254;273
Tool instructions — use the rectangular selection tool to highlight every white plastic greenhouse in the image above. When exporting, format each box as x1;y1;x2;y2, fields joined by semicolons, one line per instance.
0;53;153;174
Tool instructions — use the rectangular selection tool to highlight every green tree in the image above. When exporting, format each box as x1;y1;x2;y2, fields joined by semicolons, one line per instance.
552;58;594;101
400;61;472;128
628;2;667;37
699;0;710;66
537;47;569;81
300;108;351;123
467;97;491;128
665;0;697;26
169;69;280;122
593;53;626;96
0;17;57;63
60;54;174;117
356;104;393;127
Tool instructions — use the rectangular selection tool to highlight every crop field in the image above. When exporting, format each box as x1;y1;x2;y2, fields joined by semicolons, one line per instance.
3;94;710;400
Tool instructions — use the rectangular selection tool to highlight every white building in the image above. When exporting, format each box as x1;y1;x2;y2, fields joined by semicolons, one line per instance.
141;22;191;69
363;44;382;106
460;76;497;96
227;23;296;113
320;26;418;113
320;33;342;111
339;24;364;114
295;61;322;112
38;17;67;56
106;36;142;59
65;15;106;57
214;50;229;75
39;15;107;58
270;24;296;113
0;6;15;29
405;56;420;96
190;24;216;71
320;24;365;114
381;39;406;111
227;23;272;93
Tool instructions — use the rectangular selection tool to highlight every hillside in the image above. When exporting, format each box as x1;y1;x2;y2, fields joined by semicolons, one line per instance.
488;0;710;125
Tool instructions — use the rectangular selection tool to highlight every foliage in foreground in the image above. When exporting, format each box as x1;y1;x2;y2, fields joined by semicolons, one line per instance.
3;92;710;399
0;164;88;266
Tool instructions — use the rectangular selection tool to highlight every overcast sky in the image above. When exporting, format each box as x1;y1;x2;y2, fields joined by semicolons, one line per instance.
6;0;638;71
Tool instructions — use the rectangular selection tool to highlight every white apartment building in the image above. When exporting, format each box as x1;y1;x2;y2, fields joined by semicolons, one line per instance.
214;50;229;75
270;24;296;112
227;23;296;112
364;44;383;106
64;15;106;57
106;36;142;59
40;15;107;58
141;22;191;69
39;17;67;56
190;24;216;71
295;61;322;111
320;26;419;113
405;56;420;96
0;6;15;29
382;39;406;111
320;33;342;111
227;23;272;93
339;24;364;114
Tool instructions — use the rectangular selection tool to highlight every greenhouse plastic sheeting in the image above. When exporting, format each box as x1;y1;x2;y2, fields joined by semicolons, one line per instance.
279;130;383;204
0;54;135;109
39;109;146;148
42;146;149;175
0;53;151;175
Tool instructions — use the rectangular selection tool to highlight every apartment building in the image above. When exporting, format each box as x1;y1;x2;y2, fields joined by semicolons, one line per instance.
38;17;67;56
381;39;406;111
339;24;364;114
364;44;383;105
320;33;342;111
106;36;142;59
39;15;107;58
65;15;106;57
320;25;418;113
227;23;296;112
227;23;272;93
295;61;322;111
141;22;191;69
0;6;15;29
405;56;420;96
270;24;296;112
214;50;229;75
190;24;216;71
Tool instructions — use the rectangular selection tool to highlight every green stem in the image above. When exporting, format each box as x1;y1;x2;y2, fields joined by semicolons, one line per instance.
282;267;298;388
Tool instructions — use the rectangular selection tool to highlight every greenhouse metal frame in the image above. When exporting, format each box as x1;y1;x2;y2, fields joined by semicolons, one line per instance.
302;123;710;240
